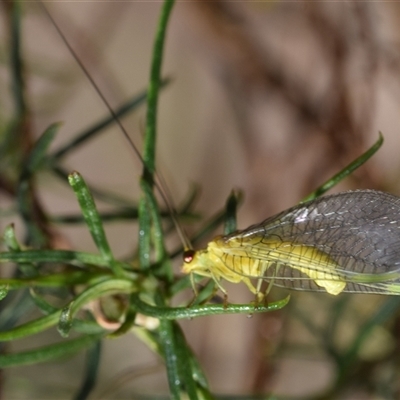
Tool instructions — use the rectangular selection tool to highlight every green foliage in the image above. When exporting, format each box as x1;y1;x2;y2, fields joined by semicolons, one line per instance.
0;2;287;398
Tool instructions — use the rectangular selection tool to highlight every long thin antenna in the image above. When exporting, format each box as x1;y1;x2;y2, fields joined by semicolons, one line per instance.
39;2;192;251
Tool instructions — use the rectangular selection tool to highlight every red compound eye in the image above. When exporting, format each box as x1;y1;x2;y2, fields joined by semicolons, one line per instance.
183;249;196;263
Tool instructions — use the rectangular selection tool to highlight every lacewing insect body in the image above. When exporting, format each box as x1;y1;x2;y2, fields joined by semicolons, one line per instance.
183;190;400;300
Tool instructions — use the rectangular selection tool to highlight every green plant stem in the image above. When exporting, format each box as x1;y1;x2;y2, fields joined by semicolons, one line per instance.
173;323;201;399
140;178;171;279
132;294;290;319
138;191;152;271
143;0;175;175
139;0;175;272
159;318;181;400
0;249;133;272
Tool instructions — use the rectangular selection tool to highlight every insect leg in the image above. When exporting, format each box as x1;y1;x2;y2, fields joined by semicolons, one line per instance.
190;273;198;296
263;262;280;302
210;270;228;306
257;261;277;304
255;262;267;304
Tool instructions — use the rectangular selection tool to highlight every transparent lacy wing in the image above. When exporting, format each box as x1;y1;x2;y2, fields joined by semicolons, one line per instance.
262;263;400;294
221;190;400;294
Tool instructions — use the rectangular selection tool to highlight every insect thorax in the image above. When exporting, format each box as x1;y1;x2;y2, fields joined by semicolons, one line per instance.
181;237;261;284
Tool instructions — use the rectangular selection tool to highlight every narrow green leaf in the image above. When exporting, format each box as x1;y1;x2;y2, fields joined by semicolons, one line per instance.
189;354;210;392
138;185;152;271
10;0;25;117
140;178;170;279
3;224;36;276
132;294;290;319
143;0;175;175
133;327;163;356
74;340;101;400
191;280;217;306
68;172;113;262
223;189;243;235
68;172;127;277
0;311;61;341
51;88;167;160
51;164;136;208
3;224;20;250
0;290;34;333
20;123;61;180
174;323;199;400
159;318;181;400
0;334;104;368
302;132;384;202
16;124;61;247
29;288;59;314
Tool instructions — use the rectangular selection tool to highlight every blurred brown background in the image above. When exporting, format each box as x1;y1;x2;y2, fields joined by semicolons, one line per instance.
2;1;400;399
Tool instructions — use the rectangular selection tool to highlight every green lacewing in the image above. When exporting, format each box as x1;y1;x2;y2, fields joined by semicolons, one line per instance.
43;5;399;301
182;190;400;301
